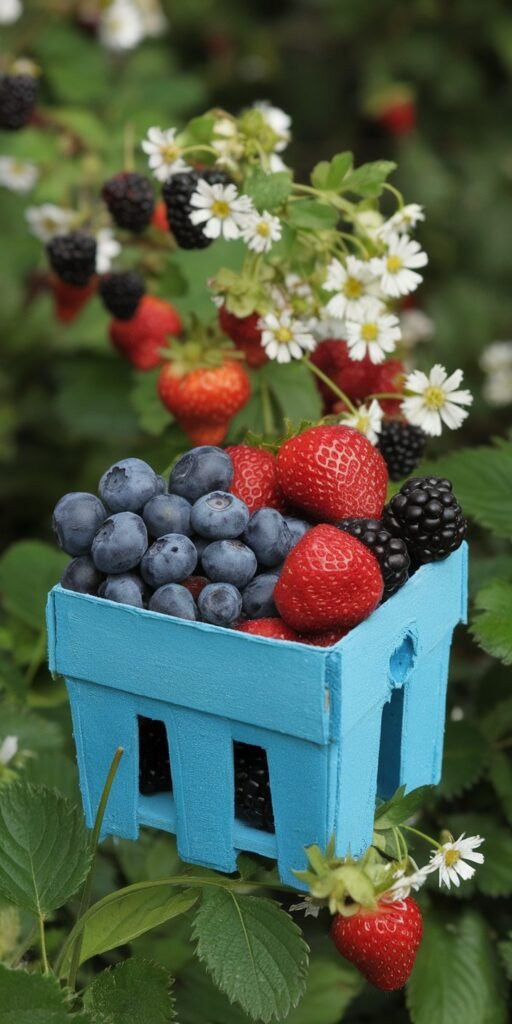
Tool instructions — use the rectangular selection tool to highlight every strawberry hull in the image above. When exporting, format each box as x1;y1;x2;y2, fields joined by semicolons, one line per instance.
46;543;467;888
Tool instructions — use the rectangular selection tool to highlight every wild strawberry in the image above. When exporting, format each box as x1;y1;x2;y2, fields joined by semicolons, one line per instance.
50;275;97;323
158;351;250;444
274;524;383;632
151;200;169;233
225;444;285;513
219;306;268;368
109;295;181;370
330;897;423;991
276;425;388;522
378;98;416;136
234;618;300;642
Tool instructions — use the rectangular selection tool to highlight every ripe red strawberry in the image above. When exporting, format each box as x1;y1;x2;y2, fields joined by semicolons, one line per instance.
274;524;383;632
50;275;97;323
310;339;351;409
219;305;268;368
372;358;405;415
158;358;250;444
378;98;416;136
234;618;300;642
330;897;423;991
179;420;230;445
110;295;182;370
151;199;169;233
299;628;349;647
311;340;390;413
226;444;285;513
182;575;209;600
276;425;388;522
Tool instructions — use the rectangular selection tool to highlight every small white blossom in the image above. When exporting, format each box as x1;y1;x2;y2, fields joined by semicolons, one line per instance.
355;208;384;241
480;340;512;374
95;228;121;273
136;0;167;36
483;372;512;407
382;863;431;902
212;118;244;172
371;232;428;298
189;180;254;240
480;341;512;407
345;298;401;364
341;400;383;444
429;834;485;890
399;307;434;348
379;203;425;238
261;311;316;363
242;210;281;253
142;126;190;183
401;363;473;436
0;0;22;24
252;101;291;152
0;156;38;193
289;896;322;919
25;203;76;242
99;0;144;51
0;736;18;766
324;255;377;321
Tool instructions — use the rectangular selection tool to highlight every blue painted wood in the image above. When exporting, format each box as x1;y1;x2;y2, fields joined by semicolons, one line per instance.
47;542;468;889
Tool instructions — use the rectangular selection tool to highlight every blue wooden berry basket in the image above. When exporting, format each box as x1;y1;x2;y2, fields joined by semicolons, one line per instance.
46;542;467;888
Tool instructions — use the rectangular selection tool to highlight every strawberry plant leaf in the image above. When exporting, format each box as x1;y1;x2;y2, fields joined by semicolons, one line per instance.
437;720;491;799
0;710;64;753
266;360;323;426
374;785;432;829
0;541;68;631
340;160;397;198
311;152;354;191
498;936;512;981
84;957;176;1024
244;169;293;212
130;370;173;436
488;752;512;824
0;963;93;1023
446;815;512;898
288;200;339;230
192;889;309;1022
482;696;512;741
471;579;512;664
422;441;512;539
285;957;362;1024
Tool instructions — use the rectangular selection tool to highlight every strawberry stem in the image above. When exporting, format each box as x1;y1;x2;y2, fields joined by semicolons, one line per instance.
366;391;405;402
402;824;442;850
303;357;358;415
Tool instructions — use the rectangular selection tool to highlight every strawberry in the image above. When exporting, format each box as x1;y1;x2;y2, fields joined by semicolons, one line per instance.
50;275;97;323
158;356;250;444
110;295;182;370
310;339;351;409
151;199;169;233
226;444;286;513
372;358;405;415
219;305;268;368
234;618;300;642
276;425;388;522
274;524;383;632
179;421;230;446
299;628;349;647
182;575;209;600
330;897;423;991
378;98;416;136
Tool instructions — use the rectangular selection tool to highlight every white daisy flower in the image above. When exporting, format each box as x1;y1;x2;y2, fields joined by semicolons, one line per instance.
0;0;22;24
379;203;425;238
261;311;316;363
0;156;38;193
99;0;144;51
382;863;432;902
429;834;485;890
95;228;121;273
371;232;428;298
25;203;76;242
242;210;282;253
252;101;291;151
141;126;190;183
345;298;401;364
399;307;434;348
189;180;254;241
401;363;473;436
341;400;383;444
324;255;377;321
136;0;167;36
0;736;18;766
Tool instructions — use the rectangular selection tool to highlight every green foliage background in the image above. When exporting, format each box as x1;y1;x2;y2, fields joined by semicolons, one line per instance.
1;1;512;1022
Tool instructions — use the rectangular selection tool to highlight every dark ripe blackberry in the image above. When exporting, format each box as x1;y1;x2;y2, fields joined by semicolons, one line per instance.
336;517;410;600
102;172;155;233
47;231;97;286
162;169;232;250
383;476;466;567
138;716;173;796
99;271;145;320
234;742;274;832
377;421;427;482
0;74;38;130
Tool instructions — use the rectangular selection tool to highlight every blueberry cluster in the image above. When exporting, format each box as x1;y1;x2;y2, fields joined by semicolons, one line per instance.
53;446;310;629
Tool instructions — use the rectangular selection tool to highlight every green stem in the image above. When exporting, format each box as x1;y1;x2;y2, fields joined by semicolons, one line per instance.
181;144;220;158
366;391;405;402
24;629;46;688
304;357;358;415
392;827;402;862
260;379;275;435
382;182;404;209
335;231;369;258
38;915;49;974
402;824;441;850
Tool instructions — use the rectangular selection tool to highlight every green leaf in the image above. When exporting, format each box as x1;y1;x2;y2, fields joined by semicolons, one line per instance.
374;785;432;829
0;710;63;754
498;936;512;981
0;541;68;631
192;889;309;1022
446;815;512;898
286;957;362;1024
340;160;397;198
423;442;512;539
437;720;490;799
311;152;354;191
0;782;91;915
244;169;293;212
84;958;176;1024
489;752;512;824
266;360;323;426
407;908;507;1024
471;580;512;664
482;697;512;741
182;114;216;146
22;750;80;804
0;901;21;960
0;964;82;1023
288;200;339;230
131;370;172;436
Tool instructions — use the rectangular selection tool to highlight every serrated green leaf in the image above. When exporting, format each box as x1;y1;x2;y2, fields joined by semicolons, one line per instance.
488;752;512;824
340;160;397;198
471;580;512;664
0;963;78;1023
22;750;80;804
84;958;176;1024
244;169;293;212
374;786;432;829
482;697;512;741
266;360;322;426
437;720;490;799
310;161;331;190
192;889;309;1023
288;200;339;230
407;908;507;1024
0;782;91;915
0;541;68;631
286;957;362;1024
498;936;512;981
423;442;512;539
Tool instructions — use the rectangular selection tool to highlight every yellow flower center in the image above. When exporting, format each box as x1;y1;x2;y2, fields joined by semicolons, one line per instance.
12;161;25;175
343;276;363;299
386;255;403;273
444;849;460;867
424;385;446;410
361;322;378;342
161;143;180;163
211;200;231;219
256;221;271;237
355;414;369;433
276;327;293;343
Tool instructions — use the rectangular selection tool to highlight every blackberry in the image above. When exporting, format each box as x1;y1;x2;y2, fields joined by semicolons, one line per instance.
162;169;232;250
102;172;155;233
47;231;97;286
383;476;466;567
377;421;427;482
138;716;173;796
336;517;410;600
234;742;274;832
99;271;145;320
0;73;38;130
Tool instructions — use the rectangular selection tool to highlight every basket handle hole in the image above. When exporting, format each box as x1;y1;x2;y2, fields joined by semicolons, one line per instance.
389;633;416;685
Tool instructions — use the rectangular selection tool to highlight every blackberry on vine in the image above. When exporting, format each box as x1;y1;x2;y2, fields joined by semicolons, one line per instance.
336;517;410;600
99;270;145;320
234;742;274;832
102;172;155;233
377;421;427;481
47;231;97;287
162;169;232;250
0;73;38;130
383;476;466;567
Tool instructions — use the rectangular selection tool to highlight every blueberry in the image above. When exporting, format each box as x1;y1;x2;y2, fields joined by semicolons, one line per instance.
99;457;159;513
198;582;242;627
191;491;249;540
202;540;257;588
243;508;293;567
140;533;197;588
155;475;167;494
169;446;233;502
91;512;148;573
149;583;197;620
143;494;191;538
284;516;311;548
102;573;145;608
52;492;106;556
242;573;279;618
61;555;103;595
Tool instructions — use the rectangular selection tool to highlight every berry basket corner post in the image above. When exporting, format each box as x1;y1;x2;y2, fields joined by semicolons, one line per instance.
46;542;467;889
